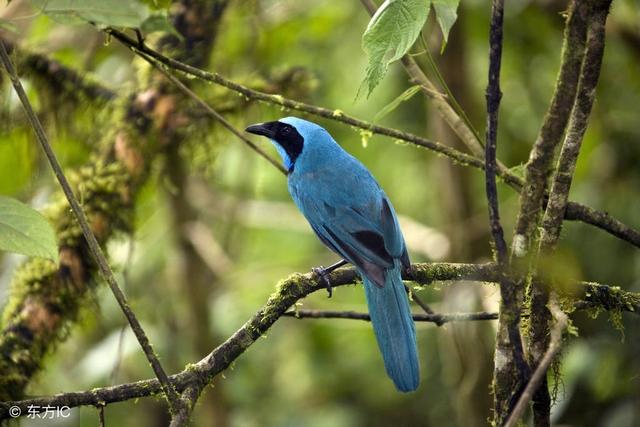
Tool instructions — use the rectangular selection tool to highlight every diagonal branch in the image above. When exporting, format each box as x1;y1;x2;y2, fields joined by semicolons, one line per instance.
539;0;611;251
0;39;182;414
0;1;231;414
1;262;637;420
504;298;568;427
137;49;286;174
511;0;590;256
104;28;640;250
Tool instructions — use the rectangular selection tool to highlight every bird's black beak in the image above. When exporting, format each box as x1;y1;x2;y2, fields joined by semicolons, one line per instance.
245;121;278;138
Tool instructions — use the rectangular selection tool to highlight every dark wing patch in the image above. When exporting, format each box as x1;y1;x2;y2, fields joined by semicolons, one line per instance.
323;226;386;288
351;230;393;264
323;227;360;264
401;247;411;271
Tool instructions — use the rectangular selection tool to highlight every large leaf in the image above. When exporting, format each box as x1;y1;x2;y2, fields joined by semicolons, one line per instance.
31;0;151;28
0;196;58;262
360;0;431;97
432;0;461;45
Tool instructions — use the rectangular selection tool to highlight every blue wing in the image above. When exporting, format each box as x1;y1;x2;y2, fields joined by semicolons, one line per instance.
288;156;409;287
289;156;419;391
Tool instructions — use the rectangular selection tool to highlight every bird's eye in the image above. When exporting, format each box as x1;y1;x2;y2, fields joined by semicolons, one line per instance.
282;126;291;134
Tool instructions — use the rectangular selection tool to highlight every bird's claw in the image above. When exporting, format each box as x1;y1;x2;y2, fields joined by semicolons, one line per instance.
312;266;333;298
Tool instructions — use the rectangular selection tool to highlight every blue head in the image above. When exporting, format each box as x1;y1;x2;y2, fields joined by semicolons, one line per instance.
245;117;338;173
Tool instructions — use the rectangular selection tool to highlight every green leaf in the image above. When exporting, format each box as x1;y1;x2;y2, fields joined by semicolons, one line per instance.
432;0;460;46
360;0;430;97
374;85;421;122
0;196;58;262
30;0;151;28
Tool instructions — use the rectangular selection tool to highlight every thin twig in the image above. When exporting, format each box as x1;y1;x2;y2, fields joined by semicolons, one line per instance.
98;404;105;427
104;28;499;179
284;309;498;323
408;289;444;326
503;299;568;427
0;39;182;414
137;49;287;174
103;28;640;249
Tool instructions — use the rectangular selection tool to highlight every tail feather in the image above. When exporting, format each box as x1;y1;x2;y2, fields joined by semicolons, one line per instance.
363;263;419;392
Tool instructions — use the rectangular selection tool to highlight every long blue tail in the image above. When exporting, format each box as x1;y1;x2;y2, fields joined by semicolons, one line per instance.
362;263;419;392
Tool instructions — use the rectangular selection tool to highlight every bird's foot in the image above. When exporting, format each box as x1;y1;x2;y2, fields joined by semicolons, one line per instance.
312;266;333;298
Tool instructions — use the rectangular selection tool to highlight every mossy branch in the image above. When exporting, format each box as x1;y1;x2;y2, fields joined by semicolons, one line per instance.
527;2;612;425
0;36;115;103
0;39;181;412
0;2;231;416
0;261;636;419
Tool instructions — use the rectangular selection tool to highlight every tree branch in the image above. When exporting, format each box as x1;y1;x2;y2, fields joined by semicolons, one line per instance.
0;0;230;413
0;36;115;102
138;49;286;174
284;309;499;323
507;3;590;422
0;262;637;420
504;298;568;427
103;29;508;176
511;0;590;256
485;0;508;267
0;39;182;414
484;1;529;423
539;0;611;251
104;28;640;250
527;6;612;424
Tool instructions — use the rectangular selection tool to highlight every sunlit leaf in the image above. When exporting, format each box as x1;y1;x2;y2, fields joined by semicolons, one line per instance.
360;0;430;97
30;0;151;28
0;196;58;262
374;85;421;122
432;0;460;47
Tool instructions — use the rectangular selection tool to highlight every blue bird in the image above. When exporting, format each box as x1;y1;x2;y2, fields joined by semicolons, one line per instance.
246;117;419;392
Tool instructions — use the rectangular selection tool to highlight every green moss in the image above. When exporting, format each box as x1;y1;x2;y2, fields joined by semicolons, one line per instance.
608;309;625;341
0;146;138;399
45;158;132;247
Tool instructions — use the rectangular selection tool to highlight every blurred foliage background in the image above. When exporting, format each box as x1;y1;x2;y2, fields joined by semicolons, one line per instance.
0;0;639;426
